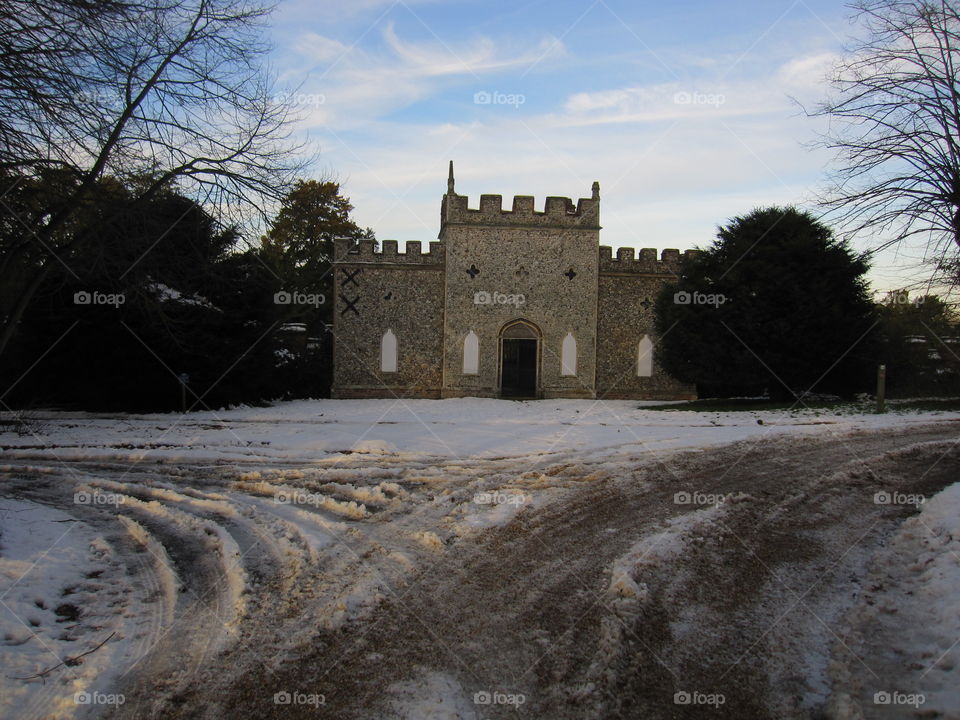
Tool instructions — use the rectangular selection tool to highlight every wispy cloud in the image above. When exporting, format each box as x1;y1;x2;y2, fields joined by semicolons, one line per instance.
558;52;837;127
279;22;564;130
381;22;563;76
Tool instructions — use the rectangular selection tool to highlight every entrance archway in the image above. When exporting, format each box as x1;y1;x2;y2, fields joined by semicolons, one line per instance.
499;320;540;398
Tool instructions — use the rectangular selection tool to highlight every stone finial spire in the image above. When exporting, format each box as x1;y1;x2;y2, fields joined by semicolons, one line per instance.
447;160;455;195
591;181;600;200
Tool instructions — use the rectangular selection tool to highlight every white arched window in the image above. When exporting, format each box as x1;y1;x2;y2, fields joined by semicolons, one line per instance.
637;335;653;377
561;333;577;376
380;329;397;373
463;330;479;375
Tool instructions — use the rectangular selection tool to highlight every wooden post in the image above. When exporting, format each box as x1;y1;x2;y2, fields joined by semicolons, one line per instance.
876;364;886;413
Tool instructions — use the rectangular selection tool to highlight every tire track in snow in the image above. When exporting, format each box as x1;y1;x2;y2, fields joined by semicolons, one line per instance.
236;425;960;720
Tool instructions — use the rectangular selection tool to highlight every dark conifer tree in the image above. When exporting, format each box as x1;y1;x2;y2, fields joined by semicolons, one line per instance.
655;207;877;399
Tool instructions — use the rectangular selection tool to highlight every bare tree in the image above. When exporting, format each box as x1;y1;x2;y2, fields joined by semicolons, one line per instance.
812;0;960;283
0;0;305;357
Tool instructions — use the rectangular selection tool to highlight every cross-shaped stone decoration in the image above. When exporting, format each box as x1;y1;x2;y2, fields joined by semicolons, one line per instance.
564;268;577;280
466;264;480;278
340;294;359;316
515;266;529;279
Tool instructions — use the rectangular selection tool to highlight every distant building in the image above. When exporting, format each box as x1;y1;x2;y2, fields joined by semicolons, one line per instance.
331;163;696;400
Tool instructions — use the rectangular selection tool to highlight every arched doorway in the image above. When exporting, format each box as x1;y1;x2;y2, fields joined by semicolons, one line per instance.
499;319;540;398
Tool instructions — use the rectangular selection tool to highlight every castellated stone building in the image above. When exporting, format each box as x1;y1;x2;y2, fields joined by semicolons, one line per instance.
331;163;696;400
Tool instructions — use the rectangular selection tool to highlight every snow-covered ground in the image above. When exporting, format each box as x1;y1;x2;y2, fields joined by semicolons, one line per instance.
0;398;958;719
828;482;960;718
0;500;149;719
2;397;957;464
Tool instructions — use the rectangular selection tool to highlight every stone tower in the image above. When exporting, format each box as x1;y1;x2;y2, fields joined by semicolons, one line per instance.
439;162;600;398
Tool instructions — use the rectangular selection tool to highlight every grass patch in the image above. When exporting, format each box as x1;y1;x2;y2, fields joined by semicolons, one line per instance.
641;398;864;413
643;396;960;413
887;398;960;412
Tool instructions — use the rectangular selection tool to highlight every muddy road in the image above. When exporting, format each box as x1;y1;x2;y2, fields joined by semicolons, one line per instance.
198;424;959;719
3;423;958;719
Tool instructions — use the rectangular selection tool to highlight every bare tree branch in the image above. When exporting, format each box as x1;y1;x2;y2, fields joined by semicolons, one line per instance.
0;0;309;357
809;0;960;288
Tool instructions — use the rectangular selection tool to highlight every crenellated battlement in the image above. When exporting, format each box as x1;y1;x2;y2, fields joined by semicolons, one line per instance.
599;246;698;276
333;237;445;265
440;192;600;233
438;163;600;235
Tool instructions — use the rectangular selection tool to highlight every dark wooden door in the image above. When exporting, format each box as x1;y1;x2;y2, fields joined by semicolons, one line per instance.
501;338;537;397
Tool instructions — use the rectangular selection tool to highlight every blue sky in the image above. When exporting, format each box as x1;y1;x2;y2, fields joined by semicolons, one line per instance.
266;0;929;293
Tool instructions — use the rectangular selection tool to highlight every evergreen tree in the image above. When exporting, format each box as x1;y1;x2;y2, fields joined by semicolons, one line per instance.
5;175;271;409
261;179;373;326
654;207;877;399
876;291;959;396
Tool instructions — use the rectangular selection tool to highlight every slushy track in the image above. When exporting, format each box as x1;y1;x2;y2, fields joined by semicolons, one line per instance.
2;423;957;719
215;425;958;719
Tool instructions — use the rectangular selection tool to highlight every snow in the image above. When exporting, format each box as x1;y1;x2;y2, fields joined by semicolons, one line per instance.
410;530;445;551
595;503;734;689
384;670;479;720
828;481;960;718
0;398;958;718
607;506;726;602
3;397;956;466
115;515;181;625
146;281;217;309
0;500;150;720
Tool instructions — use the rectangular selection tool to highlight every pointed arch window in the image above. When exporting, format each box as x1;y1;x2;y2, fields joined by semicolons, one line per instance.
637;335;653;377
561;333;577;376
463;330;479;375
381;329;397;373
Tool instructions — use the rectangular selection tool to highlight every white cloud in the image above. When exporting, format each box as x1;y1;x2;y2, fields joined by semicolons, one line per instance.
381;22;563;77
776;52;839;92
292;32;351;64
318;101;833;255
564;88;634;113
279;24;564;131
285;44;838;243
558;83;752;127
551;51;841;131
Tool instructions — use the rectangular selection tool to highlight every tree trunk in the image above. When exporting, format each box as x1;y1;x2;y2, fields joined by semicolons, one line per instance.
0;260;53;359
